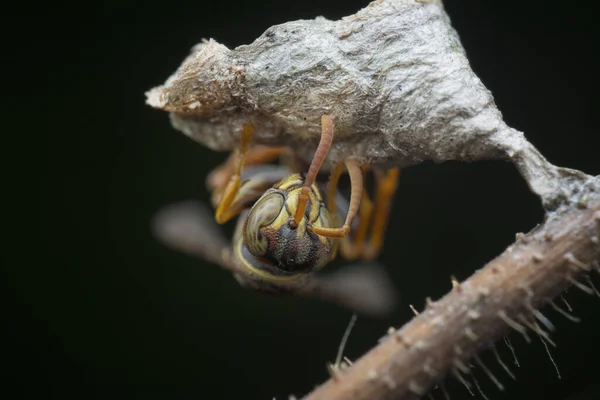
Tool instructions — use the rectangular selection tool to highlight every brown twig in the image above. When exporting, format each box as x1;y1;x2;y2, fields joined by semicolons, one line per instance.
302;185;600;400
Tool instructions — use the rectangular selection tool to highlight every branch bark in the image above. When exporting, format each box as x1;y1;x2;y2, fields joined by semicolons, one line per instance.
302;182;600;400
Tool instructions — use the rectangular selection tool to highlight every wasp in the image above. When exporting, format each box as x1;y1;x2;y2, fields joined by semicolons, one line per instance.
153;115;400;316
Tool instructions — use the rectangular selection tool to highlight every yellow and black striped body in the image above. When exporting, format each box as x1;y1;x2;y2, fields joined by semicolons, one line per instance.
233;173;337;284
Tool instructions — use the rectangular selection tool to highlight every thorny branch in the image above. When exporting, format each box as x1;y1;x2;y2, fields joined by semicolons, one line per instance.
145;0;600;398
302;183;600;400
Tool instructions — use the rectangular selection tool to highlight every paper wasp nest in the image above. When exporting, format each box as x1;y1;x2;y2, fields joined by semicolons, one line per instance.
146;0;592;208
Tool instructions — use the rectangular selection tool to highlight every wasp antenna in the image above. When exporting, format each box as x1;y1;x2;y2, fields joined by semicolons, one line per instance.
310;159;363;238
293;114;334;226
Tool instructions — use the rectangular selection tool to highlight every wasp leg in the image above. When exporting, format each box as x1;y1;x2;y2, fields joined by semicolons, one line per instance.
214;123;256;224
311;159;363;238
362;168;400;261
208;145;287;199
219;164;292;217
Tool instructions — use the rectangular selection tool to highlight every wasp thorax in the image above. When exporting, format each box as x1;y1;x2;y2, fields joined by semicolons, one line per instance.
243;187;335;274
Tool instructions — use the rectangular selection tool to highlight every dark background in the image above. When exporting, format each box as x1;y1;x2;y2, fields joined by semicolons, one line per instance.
12;0;600;399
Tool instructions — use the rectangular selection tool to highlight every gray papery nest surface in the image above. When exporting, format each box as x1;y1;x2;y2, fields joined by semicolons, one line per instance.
146;0;597;209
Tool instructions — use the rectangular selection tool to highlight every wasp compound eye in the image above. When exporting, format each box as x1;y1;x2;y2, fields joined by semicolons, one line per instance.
244;192;285;256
